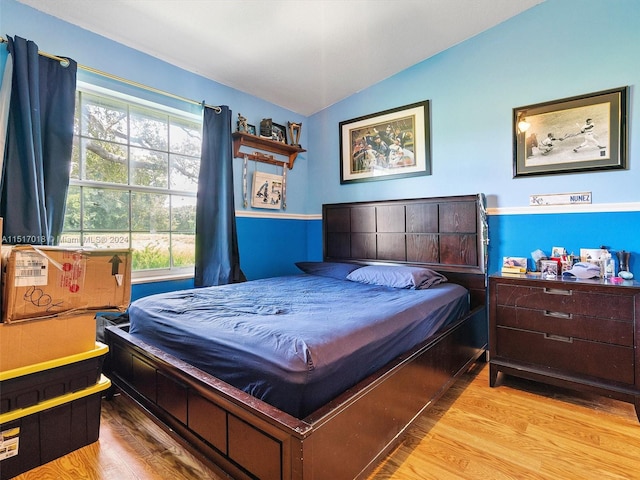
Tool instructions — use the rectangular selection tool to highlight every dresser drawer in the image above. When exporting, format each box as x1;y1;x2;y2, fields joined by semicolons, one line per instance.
494;283;634;321
495;326;634;385
495;305;634;346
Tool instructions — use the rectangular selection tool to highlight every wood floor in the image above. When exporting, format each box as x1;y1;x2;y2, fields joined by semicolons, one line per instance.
10;362;640;480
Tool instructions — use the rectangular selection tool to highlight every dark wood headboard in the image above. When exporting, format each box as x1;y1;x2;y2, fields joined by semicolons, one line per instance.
322;194;488;307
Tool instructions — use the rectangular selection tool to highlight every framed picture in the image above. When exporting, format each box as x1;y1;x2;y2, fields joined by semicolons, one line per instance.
260;118;272;137
540;259;558;278
251;171;283;209
271;122;288;144
339;100;431;184
580;248;607;264
247;124;257;136
502;256;527;269
513;86;628;177
502;256;527;274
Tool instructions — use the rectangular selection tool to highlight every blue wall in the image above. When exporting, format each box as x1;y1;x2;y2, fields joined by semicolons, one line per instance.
305;0;640;275
2;0;640;297
306;0;640;208
488;210;639;274
0;0;314;299
236;216;310;279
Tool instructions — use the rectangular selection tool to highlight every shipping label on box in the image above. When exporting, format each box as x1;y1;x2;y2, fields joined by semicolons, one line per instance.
0;427;20;461
13;251;50;287
2;246;131;323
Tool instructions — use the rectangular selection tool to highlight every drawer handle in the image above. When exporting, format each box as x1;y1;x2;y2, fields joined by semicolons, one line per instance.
543;333;573;343
544;288;572;296
544;310;572;319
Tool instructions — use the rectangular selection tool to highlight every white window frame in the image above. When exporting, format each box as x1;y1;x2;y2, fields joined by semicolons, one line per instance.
65;81;202;283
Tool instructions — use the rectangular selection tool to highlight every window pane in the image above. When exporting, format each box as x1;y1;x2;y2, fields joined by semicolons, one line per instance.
83;188;130;230
69;86;200;276
170;117;201;156
130;107;168;151
170;154;199;190
74;91;81;136
171;195;196;233
132;233;171;270
172;233;195;267
63;185;81;230
59;233;81;247
82;232;130;248
82;93;128;143
70;137;80;180
132;192;170;232
131;147;168;188
83;138;128;184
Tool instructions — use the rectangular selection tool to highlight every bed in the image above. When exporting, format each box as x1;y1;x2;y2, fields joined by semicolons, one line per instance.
105;193;489;480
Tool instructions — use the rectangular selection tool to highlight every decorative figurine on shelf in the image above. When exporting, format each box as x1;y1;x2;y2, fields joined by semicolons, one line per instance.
288;121;302;147
617;250;634;279
260;118;273;138
237;113;248;133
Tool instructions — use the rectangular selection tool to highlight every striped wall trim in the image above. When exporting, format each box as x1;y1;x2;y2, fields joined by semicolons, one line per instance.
487;202;640;216
235;210;321;220
237;203;640;219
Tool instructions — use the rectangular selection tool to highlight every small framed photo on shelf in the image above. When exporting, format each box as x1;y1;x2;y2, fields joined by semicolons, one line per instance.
540;259;558;278
247;124;257;136
551;246;566;257
259;118;288;143
271;122;288;143
260;118;273;138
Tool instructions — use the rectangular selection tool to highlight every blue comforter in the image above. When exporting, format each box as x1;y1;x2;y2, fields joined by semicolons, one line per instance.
128;274;469;418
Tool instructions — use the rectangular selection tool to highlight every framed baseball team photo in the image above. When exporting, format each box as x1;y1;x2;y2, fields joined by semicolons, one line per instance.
513;86;628;177
339;100;431;184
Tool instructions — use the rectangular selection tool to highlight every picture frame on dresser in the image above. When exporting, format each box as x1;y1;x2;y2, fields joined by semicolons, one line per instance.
540;259;558;278
513;86;628;177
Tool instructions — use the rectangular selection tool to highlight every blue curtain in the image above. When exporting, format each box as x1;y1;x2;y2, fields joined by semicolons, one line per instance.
0;36;77;245
194;105;245;286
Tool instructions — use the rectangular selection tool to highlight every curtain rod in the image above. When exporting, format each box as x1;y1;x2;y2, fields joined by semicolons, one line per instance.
0;36;221;113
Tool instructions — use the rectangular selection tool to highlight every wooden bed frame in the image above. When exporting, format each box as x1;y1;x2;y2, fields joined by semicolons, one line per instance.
105;193;489;480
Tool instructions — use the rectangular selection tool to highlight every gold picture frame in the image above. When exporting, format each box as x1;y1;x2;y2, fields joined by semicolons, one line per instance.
339;100;431;184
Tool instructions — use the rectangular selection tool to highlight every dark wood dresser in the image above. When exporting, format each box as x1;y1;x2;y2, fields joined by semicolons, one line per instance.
489;273;640;421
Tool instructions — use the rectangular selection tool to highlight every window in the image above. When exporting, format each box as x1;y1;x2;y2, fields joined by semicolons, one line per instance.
61;84;202;280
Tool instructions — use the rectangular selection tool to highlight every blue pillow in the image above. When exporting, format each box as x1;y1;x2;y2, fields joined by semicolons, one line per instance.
346;265;447;289
295;261;362;280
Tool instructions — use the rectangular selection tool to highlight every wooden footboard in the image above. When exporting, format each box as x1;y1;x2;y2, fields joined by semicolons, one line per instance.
106;193;489;479
105;304;487;480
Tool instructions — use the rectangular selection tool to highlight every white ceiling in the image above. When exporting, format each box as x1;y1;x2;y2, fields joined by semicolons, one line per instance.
19;0;544;116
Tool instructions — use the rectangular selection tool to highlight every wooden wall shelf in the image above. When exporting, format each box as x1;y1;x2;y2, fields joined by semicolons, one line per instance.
232;132;306;169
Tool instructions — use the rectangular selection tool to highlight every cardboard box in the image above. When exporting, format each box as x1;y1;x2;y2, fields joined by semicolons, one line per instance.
1;245;131;323
0;313;97;372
